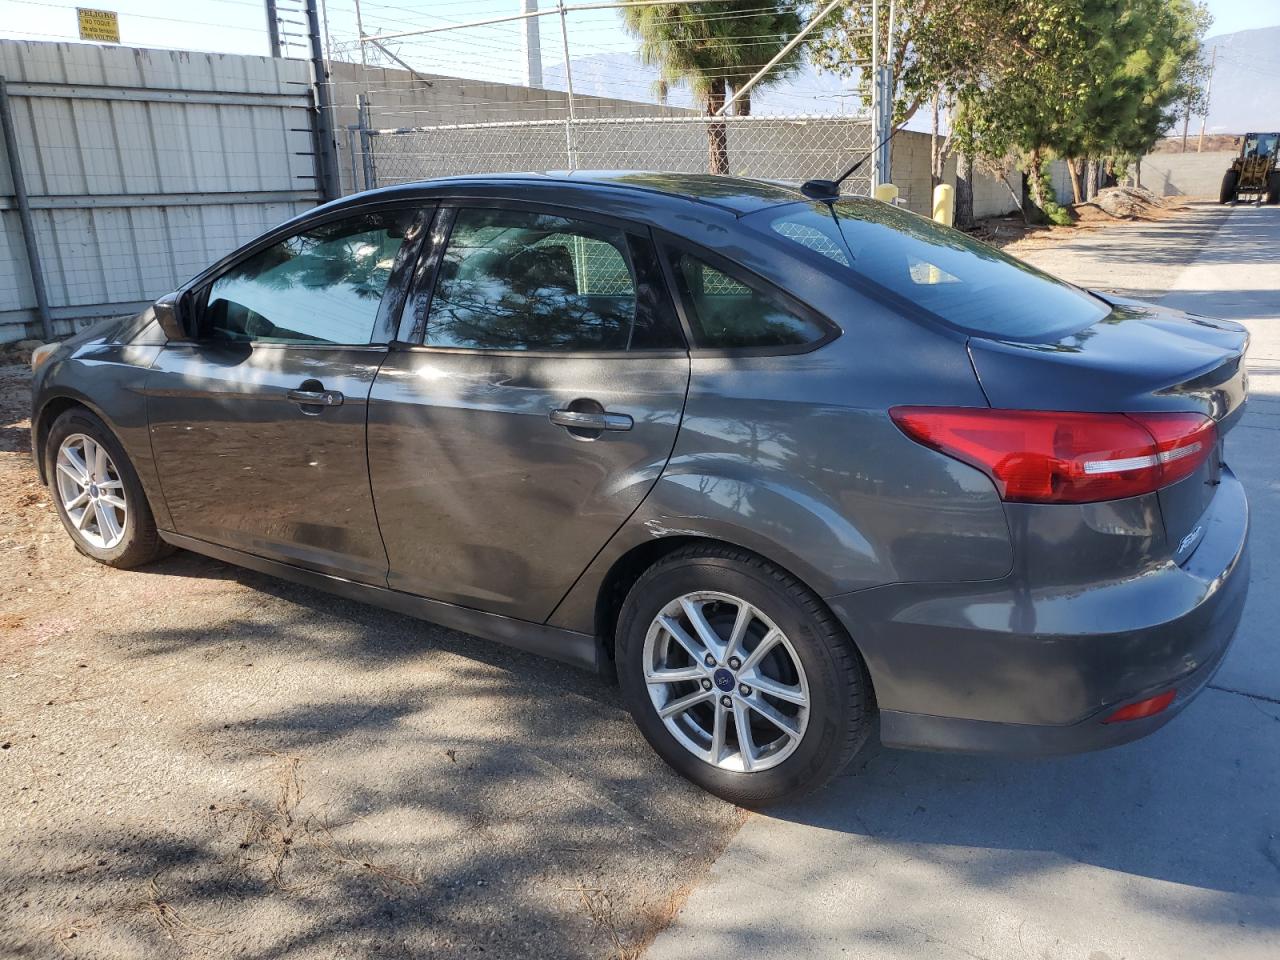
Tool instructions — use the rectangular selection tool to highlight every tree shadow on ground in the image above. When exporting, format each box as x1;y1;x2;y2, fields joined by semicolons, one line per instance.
0;553;743;960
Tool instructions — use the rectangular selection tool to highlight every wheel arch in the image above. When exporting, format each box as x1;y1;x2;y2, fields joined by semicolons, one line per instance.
585;533;852;671
33;393;99;483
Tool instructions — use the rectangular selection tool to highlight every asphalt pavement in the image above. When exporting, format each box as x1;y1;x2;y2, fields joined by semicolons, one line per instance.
647;202;1280;960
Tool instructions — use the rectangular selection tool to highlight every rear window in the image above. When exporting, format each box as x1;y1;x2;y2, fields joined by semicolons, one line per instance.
758;201;1108;341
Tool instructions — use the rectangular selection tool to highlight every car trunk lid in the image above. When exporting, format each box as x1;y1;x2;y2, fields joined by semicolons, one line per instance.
967;294;1248;560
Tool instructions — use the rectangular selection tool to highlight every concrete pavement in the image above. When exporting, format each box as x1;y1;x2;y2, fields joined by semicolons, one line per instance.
647;203;1280;960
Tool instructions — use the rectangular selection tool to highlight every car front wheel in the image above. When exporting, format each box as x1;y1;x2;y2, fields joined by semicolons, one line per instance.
45;407;168;568
617;545;873;807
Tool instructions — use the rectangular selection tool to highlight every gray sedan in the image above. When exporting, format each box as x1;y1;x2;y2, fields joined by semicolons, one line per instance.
29;173;1249;805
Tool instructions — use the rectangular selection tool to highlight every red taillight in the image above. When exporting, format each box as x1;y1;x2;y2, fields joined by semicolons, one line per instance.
889;407;1216;504
1103;689;1177;723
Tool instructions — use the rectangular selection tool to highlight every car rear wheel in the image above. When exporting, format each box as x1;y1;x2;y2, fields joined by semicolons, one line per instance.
45;407;169;568
616;545;873;807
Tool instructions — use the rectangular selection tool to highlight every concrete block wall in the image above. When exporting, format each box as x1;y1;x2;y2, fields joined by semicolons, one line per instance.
330;61;691;193
1137;151;1236;197
1041;152;1237;204
889;131;1021;219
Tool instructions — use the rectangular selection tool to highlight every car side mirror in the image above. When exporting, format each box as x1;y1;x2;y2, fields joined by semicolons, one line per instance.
154;291;196;342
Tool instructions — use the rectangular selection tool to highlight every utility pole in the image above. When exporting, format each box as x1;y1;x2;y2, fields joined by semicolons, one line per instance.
523;0;542;88
304;0;341;200
877;0;895;190
265;0;281;57
878;66;892;185
870;0;880;187
557;0;577;169
1197;45;1217;153
354;0;369;69
557;0;574;113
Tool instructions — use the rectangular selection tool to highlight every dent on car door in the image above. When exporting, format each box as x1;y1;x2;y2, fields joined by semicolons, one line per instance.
146;206;426;582
368;204;692;621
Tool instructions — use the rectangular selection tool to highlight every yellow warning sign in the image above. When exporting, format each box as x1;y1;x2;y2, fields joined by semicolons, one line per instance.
77;8;120;44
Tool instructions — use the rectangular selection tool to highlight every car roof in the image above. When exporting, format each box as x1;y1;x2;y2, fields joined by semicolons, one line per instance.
554;171;809;212
326;171;812;218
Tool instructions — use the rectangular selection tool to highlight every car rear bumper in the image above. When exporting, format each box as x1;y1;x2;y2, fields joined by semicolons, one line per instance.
827;466;1249;756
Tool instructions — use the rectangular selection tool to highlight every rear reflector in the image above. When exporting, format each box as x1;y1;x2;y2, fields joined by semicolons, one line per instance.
889;407;1216;504
1103;690;1177;724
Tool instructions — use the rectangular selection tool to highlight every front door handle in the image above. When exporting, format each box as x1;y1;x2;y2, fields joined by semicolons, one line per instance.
287;388;344;408
550;409;633;432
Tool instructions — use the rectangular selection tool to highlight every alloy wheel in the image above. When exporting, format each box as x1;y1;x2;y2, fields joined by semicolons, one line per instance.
642;591;810;772
55;433;127;550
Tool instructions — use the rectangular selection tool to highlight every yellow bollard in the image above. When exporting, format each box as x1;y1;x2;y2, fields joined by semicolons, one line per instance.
874;183;899;205
932;183;954;226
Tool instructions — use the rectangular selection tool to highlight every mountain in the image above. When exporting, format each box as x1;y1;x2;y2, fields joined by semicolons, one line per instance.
1200;27;1280;135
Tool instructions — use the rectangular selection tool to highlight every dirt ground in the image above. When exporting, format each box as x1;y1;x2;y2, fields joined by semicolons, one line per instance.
974;189;1188;252
0;361;743;959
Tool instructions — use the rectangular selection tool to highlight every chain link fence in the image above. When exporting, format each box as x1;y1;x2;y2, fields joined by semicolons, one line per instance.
354;114;874;196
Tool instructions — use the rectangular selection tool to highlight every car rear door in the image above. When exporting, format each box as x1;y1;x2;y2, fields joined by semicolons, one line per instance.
146;205;426;583
367;203;690;621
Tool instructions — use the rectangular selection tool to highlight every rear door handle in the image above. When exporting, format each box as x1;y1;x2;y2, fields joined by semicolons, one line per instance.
549;409;633;431
287;388;344;407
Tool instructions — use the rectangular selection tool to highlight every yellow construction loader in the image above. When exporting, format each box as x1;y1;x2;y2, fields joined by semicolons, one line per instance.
1220;132;1280;205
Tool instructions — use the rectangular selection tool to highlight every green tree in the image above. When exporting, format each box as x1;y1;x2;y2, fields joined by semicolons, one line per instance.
810;1;1028;128
813;1;1208;222
1175;5;1215;151
621;2;807;174
1055;0;1210;201
811;0;1035;221
958;0;1210;210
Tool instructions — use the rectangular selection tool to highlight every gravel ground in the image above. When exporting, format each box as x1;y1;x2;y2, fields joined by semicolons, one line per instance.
0;360;743;959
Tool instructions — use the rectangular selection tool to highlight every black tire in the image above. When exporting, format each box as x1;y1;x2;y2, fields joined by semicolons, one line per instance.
616;545;873;807
44;406;169;569
1219;169;1238;205
1267;171;1280;205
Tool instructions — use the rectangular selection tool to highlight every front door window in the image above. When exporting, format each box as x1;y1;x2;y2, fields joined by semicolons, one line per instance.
204;211;412;345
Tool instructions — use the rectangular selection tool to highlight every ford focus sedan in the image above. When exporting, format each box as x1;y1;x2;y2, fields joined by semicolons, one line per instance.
30;173;1249;806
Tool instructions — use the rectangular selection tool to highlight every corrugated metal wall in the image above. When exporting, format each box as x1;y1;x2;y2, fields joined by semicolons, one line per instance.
0;40;321;343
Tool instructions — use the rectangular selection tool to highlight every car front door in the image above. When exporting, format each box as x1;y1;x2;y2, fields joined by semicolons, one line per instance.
367;203;690;621
146;206;424;583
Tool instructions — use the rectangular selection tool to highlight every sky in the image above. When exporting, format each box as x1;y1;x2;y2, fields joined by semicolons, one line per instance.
0;0;1277;104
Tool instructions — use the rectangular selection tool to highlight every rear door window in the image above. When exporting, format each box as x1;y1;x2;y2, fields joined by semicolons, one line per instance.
423;207;684;352
668;251;832;350
758;202;1108;341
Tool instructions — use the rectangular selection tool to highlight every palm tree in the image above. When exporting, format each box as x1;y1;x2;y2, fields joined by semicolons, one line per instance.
622;2;806;174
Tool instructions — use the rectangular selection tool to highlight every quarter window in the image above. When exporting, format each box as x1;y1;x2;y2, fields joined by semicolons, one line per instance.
671;252;831;350
424;208;683;351
204;211;411;345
